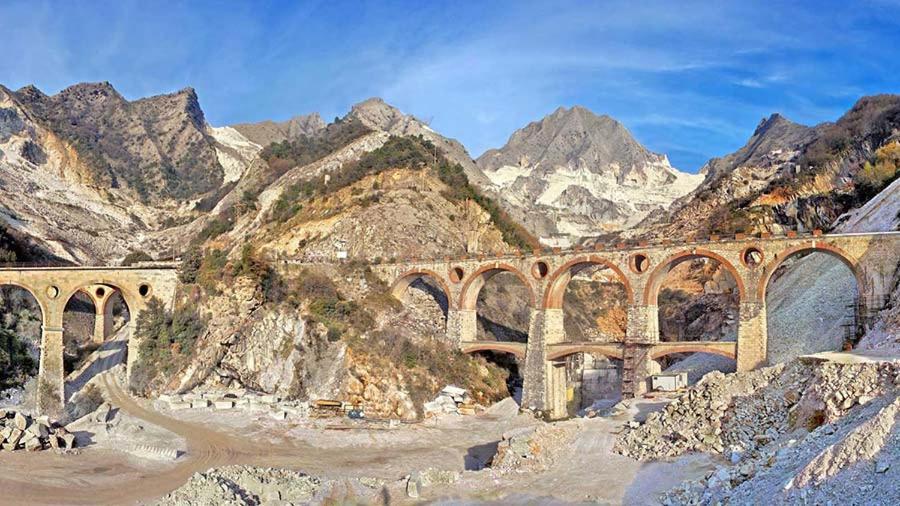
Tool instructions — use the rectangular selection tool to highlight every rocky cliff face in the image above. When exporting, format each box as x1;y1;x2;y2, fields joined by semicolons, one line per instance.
0;82;240;262
13;82;224;200
477;106;703;239
635;95;900;240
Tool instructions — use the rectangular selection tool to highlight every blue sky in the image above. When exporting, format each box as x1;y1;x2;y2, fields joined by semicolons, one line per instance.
2;1;899;171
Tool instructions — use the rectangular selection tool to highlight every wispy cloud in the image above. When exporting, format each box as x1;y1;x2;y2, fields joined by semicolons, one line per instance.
1;0;898;172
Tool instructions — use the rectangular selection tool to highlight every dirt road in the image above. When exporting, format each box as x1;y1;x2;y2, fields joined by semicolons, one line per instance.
1;369;712;505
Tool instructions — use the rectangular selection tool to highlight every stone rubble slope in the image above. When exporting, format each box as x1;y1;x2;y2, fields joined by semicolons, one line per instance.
790;396;898;488
661;391;899;505
155;465;386;506
613;356;900;505
615;358;899;461
490;422;579;474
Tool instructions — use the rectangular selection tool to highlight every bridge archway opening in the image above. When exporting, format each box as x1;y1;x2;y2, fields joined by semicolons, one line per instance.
391;271;451;334
62;291;97;375
468;268;533;343
468;350;523;404
62;286;132;377
650;253;741;382
763;248;860;362
545;259;630;343
557;352;624;416
650;351;736;385
0;285;43;405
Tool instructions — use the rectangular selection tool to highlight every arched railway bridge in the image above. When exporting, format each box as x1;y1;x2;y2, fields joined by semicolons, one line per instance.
375;230;900;418
0;266;177;417
3;231;897;420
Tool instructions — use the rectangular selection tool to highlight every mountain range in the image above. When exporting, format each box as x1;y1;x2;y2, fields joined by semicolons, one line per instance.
0;81;898;265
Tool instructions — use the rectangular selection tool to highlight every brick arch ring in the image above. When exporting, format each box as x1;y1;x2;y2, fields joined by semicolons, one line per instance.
0;281;50;322
390;269;456;311
757;242;864;301
458;263;536;310
643;248;746;305
542;255;634;308
649;343;737;361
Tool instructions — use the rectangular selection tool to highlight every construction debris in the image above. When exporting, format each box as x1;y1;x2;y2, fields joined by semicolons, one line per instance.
423;385;481;417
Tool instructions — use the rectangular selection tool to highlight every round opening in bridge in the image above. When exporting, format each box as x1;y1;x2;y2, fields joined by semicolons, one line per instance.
531;261;549;279
95;287;106;298
448;267;465;284
741;247;764;268
630;254;650;274
46;285;59;299
139;283;152;298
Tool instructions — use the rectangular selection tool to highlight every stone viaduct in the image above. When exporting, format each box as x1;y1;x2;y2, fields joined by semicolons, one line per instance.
0;266;178;418
375;231;900;419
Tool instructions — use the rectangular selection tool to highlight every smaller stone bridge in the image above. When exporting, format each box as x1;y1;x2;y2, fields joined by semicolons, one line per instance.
374;230;900;419
0;266;178;417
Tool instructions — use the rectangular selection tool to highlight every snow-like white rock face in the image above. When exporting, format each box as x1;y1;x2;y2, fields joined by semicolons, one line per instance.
208;125;262;183
478;106;703;237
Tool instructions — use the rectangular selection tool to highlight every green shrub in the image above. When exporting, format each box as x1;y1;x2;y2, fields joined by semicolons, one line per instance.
0;328;37;390
130;298;207;395
260;118;371;181
178;248;203;283
194;213;235;243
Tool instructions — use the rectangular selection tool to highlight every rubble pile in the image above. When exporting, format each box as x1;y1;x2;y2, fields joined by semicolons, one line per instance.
423;385;480;417
490;423;577;474
661;395;899;505
1;410;75;452
157;466;385;505
616;359;900;461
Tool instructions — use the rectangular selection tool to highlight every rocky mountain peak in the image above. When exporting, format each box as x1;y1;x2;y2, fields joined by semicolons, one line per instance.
697;113;815;180
347;97;411;132
133;86;207;130
343;97;492;187
476;106;703;239
482;105;667;180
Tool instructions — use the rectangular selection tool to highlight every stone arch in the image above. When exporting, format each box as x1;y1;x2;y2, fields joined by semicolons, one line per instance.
390;269;455;311
649;344;737;361
460;341;527;359
542;256;634;308
757;242;864;301
0;281;49;322
458;263;536;310
0;283;46;390
545;344;625;361
643;248;746;305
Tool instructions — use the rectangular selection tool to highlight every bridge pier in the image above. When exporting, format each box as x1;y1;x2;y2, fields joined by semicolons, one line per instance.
37;325;65;419
623;304;659;397
535;308;567;419
447;308;477;345
520;309;548;414
737;301;767;371
90;286;116;344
